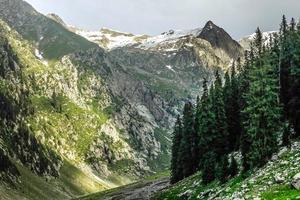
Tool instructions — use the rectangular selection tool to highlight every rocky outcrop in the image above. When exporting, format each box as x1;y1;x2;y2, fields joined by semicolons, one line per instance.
292;173;300;189
46;13;67;27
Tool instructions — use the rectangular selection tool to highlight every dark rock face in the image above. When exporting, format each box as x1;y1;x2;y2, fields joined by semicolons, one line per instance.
198;21;243;59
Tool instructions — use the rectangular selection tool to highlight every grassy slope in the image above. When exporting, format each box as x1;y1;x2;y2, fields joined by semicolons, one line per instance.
19;13;97;60
0;161;109;200
37;19;97;60
0;19;112;163
153;141;300;200
0;19;132;199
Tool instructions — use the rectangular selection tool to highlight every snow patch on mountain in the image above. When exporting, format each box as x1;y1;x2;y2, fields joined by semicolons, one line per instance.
165;65;175;72
72;27;148;50
34;49;48;66
72;26;202;51
138;28;202;49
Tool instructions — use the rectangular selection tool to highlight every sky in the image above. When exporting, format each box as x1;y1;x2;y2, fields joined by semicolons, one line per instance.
24;0;300;39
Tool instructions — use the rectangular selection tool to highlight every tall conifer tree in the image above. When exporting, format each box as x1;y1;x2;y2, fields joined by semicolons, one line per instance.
170;116;183;183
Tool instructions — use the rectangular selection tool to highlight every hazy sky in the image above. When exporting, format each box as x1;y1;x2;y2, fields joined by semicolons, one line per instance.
25;0;300;39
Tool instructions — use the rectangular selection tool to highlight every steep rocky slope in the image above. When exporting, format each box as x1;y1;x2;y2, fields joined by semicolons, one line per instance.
0;0;245;199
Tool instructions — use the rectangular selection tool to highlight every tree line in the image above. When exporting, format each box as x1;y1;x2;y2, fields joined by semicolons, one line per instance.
170;15;300;184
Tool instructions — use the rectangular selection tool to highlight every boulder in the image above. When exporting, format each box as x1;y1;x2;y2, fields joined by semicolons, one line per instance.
271;154;278;161
292;173;300;189
178;189;193;198
274;174;285;183
278;147;288;157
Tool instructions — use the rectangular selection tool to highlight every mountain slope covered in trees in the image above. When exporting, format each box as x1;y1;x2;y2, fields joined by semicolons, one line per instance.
158;15;300;200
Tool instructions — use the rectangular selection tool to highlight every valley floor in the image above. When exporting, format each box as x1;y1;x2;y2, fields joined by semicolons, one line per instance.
74;178;169;200
2;140;300;200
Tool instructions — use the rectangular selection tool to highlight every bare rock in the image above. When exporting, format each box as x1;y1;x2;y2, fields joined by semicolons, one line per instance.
274;174;285;184
292;173;300;189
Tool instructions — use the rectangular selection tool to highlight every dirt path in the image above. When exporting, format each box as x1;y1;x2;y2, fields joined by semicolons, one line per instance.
75;178;170;200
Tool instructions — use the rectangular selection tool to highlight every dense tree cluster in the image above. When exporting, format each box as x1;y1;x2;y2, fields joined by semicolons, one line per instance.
171;16;300;184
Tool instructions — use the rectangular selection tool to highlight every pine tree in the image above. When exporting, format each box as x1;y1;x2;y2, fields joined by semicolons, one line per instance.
253;27;263;56
212;70;229;156
197;79;216;169
202;151;217;184
290;18;296;32
238;52;253;172
229;155;238;177
243;52;282;168
287;26;300;137
282;122;291;147
194;96;201;139
279;15;290;118
280;15;288;38
170;115;183;184
179;102;198;178
217;155;229;183
224;62;242;151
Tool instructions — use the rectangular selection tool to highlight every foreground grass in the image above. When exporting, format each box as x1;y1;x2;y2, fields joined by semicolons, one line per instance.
145;170;170;181
261;185;300;200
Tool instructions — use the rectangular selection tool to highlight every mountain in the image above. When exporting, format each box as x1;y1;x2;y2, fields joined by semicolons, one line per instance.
197;20;243;59
73;21;243;63
0;1;245;199
72;20;243;100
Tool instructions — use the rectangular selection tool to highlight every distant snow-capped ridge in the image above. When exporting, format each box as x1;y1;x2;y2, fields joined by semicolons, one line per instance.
239;31;278;50
70;25;202;50
70;27;149;50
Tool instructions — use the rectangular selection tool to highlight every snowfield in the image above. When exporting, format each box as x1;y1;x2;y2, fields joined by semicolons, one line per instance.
72;26;202;51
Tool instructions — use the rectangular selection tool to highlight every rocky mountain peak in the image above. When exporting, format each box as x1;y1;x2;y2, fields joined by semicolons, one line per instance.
204;20;216;30
198;20;243;59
